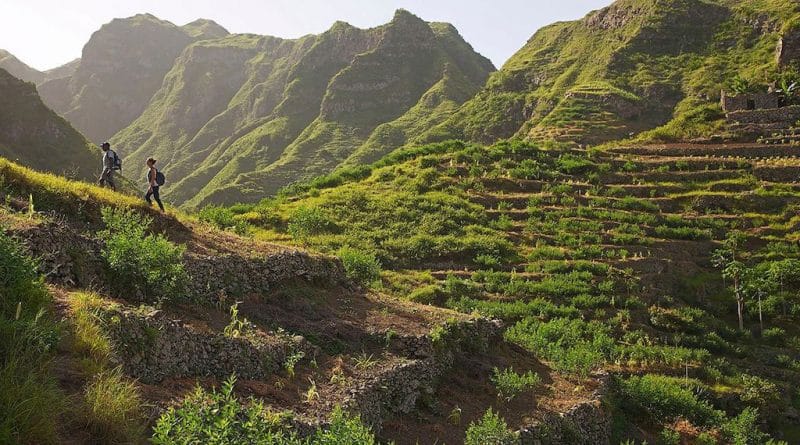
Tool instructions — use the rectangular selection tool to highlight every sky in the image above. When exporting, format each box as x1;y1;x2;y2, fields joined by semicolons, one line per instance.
1;0;613;71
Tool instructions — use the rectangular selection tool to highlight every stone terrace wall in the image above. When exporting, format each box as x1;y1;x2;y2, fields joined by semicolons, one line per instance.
186;250;349;303
343;319;503;432
100;306;313;384
8;219;349;302
727;105;800;126
518;373;611;445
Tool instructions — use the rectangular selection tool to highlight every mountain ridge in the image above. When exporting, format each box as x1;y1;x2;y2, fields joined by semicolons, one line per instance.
107;9;493;208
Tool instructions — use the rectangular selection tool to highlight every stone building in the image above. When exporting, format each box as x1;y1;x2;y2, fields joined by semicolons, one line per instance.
721;91;783;112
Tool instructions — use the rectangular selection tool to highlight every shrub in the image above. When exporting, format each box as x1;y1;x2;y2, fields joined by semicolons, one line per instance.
82;369;144;443
100;207;187;303
197;205;250;234
464;409;518;445
475;253;503;269
505;318;614;377
152;375;302;444
407;284;441;304
152;376;376;444
491;367;541;401
287;206;337;239
338;247;381;286
762;327;786;346
618;375;723;426
739;375;784;417
724;407;769;445
0;231;62;444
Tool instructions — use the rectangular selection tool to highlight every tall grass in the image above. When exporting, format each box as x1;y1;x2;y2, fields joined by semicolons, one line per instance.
0;230;63;443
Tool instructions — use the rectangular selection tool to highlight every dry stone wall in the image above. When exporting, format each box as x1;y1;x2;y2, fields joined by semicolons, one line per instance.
518;373;611;445
7;218;349;303
341;319;503;432
99;305;314;384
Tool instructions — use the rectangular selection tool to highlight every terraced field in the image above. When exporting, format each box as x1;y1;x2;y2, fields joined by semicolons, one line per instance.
220;140;800;443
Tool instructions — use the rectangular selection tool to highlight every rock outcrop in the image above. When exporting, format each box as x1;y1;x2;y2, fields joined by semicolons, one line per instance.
38;14;228;142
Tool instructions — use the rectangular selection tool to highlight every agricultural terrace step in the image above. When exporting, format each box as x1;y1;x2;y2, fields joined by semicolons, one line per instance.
603;169;749;184
609;157;751;171
665;192;800;215
93;303;309;384
4;216;350;303
607;143;800;159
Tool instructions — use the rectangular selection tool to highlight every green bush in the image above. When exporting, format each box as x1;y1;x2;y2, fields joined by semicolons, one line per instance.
287;206;337;240
100;207;187;303
152;376;375;444
491;367;541;401
0;230;62;444
505;317;614;377
338;247;381;286
724;407;770;445
618;375;723;426
197;204;250;235
464;409;518;445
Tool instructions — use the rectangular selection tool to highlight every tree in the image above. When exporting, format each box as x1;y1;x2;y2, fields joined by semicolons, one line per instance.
712;231;749;331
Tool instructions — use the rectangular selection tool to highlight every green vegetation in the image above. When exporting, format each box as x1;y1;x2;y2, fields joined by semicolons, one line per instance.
100;10;493;207
152;376;376;444
0;68;96;179
422;0;798;147
337;247;381;287
491;367;541;401
0;231;62;444
100;207;187;303
224;137;800;442
464;408;518;445
83;369;144;442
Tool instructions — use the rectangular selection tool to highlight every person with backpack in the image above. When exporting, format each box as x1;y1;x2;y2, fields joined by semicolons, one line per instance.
98;142;121;191
145;157;165;211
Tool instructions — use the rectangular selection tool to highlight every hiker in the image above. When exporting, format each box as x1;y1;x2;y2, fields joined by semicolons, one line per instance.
145;157;165;211
98;142;120;191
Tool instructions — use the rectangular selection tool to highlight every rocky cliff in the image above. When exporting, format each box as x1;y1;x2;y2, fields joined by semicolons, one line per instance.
38;14;230;143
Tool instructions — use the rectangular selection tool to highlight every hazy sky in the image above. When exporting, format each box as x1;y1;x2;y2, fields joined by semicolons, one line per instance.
2;0;613;71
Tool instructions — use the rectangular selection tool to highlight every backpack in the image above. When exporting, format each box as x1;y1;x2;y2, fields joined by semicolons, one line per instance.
110;150;122;171
156;170;166;186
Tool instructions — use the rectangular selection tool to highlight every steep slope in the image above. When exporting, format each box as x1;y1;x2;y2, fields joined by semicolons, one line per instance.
110;10;493;207
38;14;229;143
0;68;97;179
0;155;542;444
0;49;81;85
223;138;800;443
422;0;798;145
0;49;45;84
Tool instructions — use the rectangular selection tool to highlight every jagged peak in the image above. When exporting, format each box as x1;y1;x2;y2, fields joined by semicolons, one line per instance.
327;20;358;33
391;8;427;26
182;18;230;39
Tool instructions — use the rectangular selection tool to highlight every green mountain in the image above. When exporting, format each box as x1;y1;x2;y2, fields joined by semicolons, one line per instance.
0;49;46;84
0;68;96;178
0;49;81;86
421;0;798;145
38;14;230;143
110;10;493;208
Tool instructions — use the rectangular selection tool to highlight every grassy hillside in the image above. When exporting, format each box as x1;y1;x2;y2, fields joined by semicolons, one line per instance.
219;138;800;443
0;68;97;179
0;153;542;444
109;10;493;208
0;49;80;85
38;14;230;143
421;0;799;146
